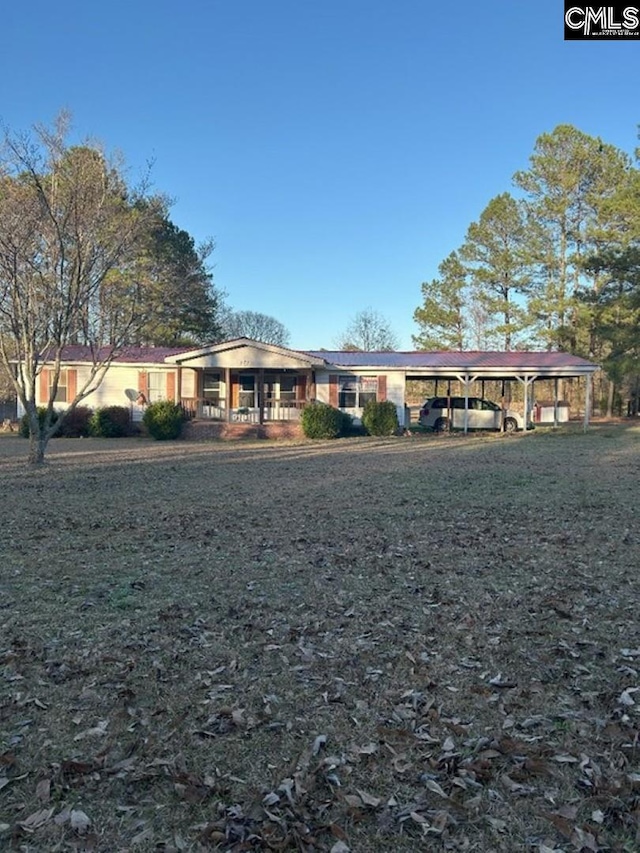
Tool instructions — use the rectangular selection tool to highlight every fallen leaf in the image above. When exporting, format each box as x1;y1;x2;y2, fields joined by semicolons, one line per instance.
356;789;381;808
618;688;638;707
410;811;429;825
263;790;281;808
35;778;51;803
570;826;598;851
486;817;507;833
18;808;55;832
70;809;91;833
425;778;448;799
312;734;328;755
131;827;154;845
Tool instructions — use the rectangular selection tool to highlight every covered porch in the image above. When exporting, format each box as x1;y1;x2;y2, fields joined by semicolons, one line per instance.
180;367;311;423
166;338;326;425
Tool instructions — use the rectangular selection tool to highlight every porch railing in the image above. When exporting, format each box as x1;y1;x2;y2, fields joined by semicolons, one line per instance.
180;398;305;422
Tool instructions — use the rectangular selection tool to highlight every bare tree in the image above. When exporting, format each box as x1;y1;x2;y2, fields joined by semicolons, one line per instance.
0;115;164;463
220;309;290;346
335;308;399;351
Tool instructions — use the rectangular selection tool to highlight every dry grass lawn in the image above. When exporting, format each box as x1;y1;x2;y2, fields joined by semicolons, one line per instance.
1;424;639;852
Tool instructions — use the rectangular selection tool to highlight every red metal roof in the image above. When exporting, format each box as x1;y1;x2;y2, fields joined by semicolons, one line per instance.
46;343;598;375
304;350;598;371
49;345;192;364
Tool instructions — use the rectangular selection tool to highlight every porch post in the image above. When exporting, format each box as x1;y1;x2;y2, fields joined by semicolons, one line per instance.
554;377;559;427
258;368;265;424
225;367;231;422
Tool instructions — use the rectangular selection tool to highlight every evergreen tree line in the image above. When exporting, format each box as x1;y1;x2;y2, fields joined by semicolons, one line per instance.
413;124;640;412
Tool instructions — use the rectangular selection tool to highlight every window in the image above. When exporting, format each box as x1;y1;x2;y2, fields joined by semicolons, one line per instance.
50;370;68;403
265;374;296;402
203;371;222;405
338;375;378;409
147;372;165;403
279;375;296;401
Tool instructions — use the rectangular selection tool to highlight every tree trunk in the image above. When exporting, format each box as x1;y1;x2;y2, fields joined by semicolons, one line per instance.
606;380;615;419
28;430;48;465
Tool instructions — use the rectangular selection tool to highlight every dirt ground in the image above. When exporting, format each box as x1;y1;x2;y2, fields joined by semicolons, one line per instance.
1;424;639;852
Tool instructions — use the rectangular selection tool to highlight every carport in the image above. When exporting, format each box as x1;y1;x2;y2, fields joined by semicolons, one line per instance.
399;351;600;433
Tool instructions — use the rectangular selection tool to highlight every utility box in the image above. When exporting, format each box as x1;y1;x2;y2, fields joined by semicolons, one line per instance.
534;401;569;423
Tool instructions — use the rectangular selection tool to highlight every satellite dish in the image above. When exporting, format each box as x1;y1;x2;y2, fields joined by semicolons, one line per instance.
124;388;139;402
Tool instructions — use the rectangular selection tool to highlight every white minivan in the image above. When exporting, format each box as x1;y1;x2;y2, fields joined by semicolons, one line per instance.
419;396;528;432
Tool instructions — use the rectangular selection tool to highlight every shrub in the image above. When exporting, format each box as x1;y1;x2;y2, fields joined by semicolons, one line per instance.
58;406;92;437
142;400;185;440
301;402;351;439
90;406;131;438
362;399;399;436
19;407;59;438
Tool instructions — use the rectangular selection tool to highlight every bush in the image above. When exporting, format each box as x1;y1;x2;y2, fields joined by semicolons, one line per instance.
362;399;399;436
58;406;92;437
19;407;59;438
301;402;351;439
142;400;185;440
90;406;131;438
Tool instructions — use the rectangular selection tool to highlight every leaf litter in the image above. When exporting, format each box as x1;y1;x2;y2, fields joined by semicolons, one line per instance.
0;424;639;850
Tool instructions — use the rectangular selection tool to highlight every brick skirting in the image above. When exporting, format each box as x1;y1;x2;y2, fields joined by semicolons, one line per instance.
182;420;304;441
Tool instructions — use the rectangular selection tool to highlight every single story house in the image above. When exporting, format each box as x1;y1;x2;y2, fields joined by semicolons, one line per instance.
22;337;600;434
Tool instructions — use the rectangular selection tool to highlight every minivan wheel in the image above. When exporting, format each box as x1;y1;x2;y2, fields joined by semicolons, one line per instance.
434;417;449;433
503;417;518;433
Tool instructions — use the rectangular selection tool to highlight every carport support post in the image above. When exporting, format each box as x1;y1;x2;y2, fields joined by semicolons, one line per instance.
516;375;537;433
456;374;477;434
584;373;592;432
463;374;470;433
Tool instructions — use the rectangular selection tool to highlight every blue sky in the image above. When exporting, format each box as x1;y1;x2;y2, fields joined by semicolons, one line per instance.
2;1;638;349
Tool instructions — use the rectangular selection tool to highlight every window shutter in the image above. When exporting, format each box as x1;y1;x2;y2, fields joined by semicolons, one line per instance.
138;372;149;396
39;369;49;404
67;369;77;403
297;375;307;401
377;375;387;402
231;373;239;408
329;375;338;407
166;372;176;402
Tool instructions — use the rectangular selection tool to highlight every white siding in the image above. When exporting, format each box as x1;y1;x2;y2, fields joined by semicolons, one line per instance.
315;370;406;424
180;346;314;370
16;363;178;418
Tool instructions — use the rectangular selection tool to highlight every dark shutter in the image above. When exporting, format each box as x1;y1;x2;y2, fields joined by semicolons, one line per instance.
377;375;387;402
329;374;338;407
